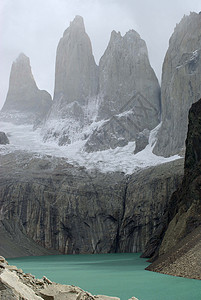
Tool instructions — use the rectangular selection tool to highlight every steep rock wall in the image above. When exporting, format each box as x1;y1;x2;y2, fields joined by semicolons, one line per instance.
154;12;201;156
85;30;160;152
0;151;183;257
144;99;201;278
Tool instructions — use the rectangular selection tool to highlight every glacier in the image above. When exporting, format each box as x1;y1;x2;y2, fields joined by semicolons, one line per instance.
0;121;180;175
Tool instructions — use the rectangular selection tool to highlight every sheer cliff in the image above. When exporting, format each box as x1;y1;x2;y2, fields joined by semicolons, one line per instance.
84;30;160;152
0;151;183;258
154;12;201;157
43;16;160;152
43;16;99;145
144;98;201;279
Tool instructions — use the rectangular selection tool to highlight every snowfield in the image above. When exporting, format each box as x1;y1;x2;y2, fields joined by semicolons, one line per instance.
0;121;180;174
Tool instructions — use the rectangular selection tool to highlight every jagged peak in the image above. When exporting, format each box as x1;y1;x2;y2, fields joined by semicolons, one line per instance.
174;12;201;30
63;15;85;37
70;15;85;28
15;53;30;64
110;30;122;39
109;29;142;45
124;29;141;40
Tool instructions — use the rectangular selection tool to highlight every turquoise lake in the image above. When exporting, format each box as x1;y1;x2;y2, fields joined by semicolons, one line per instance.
8;253;201;300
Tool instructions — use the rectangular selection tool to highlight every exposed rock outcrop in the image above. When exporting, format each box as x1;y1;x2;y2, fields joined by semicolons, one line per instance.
118;159;184;252
0;256;121;300
43;16;99;144
54;15;98;106
0;219;59;258
43;16;160;152
154;12;201;156
1;53;52;124
0;132;9;145
0;150;183;257
146;225;201;280
144;98;201;279
98;30;160;120
84;30;160;152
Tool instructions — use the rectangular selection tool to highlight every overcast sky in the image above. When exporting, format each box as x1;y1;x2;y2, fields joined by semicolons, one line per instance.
0;0;200;109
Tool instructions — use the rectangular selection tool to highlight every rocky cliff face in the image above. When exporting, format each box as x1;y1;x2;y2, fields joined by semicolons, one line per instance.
84;30;160;152
154;12;201;157
0;150;183;257
54;15;98;106
1;53;52;124
118;159;183;252
43;16;99;145
43;16;160;152
144;98;201;279
98;30;160;119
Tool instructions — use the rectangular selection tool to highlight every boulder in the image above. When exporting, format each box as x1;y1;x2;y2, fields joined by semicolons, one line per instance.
0;258;122;300
0;132;9;145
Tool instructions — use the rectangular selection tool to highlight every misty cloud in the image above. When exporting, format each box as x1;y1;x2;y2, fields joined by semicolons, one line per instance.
0;0;200;109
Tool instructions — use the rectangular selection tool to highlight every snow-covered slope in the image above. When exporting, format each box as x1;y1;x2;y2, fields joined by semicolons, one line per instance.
0;121;180;174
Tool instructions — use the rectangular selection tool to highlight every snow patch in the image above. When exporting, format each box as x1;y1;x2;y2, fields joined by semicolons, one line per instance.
0;121;180;174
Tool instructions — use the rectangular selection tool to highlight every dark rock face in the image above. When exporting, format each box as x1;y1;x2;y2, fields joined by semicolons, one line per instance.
118;159;183;252
0;132;9;145
134;129;149;154
143;98;201;266
154;12;201;157
0;151;183;257
0;219;59;258
1;53;52;124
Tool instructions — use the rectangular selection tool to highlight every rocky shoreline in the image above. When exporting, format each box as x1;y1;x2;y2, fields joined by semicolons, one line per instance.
0;256;139;300
146;225;201;280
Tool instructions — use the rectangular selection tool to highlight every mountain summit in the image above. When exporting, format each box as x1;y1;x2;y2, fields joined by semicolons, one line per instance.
154;12;201;156
2;53;52;123
54;15;99;106
43;16;160;151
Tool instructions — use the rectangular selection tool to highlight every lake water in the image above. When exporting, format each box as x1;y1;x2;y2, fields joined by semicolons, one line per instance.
8;253;201;300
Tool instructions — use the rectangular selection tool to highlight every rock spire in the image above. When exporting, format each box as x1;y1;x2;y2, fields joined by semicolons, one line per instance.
154;12;201;156
1;53;52;123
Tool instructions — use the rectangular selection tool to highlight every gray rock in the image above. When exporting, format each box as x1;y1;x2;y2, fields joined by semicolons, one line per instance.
1;53;52;124
0;151;183;256
144;99;201;280
0;259;121;299
154;12;201;157
134;129;150;154
118;159;184;252
84;92;159;152
84;30;161;152
0;132;9;145
43;16;99;143
54;15;99;106
43;17;160;151
98;30;160;120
